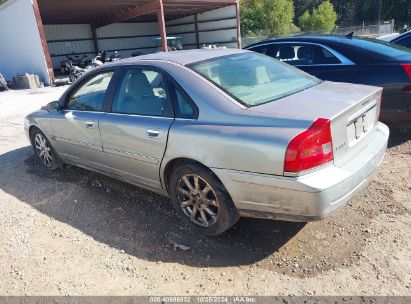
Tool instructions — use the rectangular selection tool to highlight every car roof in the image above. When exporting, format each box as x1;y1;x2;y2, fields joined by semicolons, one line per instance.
246;34;411;60
120;49;250;66
246;34;352;45
392;31;411;42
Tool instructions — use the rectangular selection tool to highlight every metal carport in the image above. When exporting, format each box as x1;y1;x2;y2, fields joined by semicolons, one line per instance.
37;0;241;83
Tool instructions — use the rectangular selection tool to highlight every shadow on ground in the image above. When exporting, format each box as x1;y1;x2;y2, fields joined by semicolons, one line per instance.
387;128;411;148
0;146;305;268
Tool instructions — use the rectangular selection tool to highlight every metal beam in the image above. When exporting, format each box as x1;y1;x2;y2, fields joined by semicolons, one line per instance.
94;0;161;28
235;1;241;48
32;0;55;84
157;0;168;52
194;14;200;48
91;25;100;54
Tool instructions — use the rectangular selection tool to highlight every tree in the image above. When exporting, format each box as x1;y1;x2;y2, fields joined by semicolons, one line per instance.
298;10;313;32
258;0;295;36
298;0;337;32
241;0;294;36
240;0;264;34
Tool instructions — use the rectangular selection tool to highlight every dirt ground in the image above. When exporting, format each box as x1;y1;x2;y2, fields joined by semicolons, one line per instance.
0;87;410;296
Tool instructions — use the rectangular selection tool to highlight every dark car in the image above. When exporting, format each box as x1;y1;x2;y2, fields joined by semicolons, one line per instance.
244;35;411;127
391;31;411;49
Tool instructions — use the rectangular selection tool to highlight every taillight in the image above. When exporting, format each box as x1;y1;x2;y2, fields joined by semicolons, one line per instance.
284;118;333;174
401;64;411;81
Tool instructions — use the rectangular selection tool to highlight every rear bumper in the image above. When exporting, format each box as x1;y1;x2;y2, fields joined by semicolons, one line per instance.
213;122;389;221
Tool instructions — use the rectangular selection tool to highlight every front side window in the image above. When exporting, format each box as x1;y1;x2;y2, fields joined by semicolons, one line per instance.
112;68;170;117
66;71;114;111
189;53;321;107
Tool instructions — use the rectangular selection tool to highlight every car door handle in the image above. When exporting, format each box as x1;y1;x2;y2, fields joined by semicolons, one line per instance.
85;121;95;128
146;129;160;138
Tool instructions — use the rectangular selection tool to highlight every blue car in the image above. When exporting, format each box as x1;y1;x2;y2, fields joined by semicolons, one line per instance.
245;35;411;128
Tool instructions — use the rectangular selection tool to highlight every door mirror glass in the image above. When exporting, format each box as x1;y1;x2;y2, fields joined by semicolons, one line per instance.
44;100;61;112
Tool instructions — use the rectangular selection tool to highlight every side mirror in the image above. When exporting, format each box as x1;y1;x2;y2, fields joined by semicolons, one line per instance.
43;100;61;112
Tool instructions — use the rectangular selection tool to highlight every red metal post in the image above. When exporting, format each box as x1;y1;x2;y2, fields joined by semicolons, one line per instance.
32;0;55;84
235;1;241;48
157;0;168;52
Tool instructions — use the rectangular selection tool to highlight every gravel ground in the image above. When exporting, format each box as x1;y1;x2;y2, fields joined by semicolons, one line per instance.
0;87;410;296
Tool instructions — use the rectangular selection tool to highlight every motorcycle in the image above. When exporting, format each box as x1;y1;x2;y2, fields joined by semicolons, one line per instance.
65;51;122;83
65;62;86;83
60;54;91;75
94;51;122;64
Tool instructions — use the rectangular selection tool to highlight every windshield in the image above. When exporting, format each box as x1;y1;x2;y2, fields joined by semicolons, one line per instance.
189;53;321;107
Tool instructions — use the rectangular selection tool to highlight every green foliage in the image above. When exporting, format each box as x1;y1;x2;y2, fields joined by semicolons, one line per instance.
258;0;295;36
240;0;265;35
0;0;8;6
298;0;337;32
240;0;294;36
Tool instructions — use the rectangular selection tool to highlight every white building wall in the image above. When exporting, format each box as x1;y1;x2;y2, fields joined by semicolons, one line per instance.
0;0;50;83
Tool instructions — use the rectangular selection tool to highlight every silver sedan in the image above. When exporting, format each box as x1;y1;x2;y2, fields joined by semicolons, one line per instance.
25;49;389;235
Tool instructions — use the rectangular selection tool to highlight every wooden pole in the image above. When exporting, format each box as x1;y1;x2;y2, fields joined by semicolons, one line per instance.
157;0;168;52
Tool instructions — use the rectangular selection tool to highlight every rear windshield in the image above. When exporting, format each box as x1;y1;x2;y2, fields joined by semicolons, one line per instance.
188;53;321;107
348;37;411;57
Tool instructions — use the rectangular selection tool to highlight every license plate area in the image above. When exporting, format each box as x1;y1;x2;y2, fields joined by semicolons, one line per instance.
347;105;377;147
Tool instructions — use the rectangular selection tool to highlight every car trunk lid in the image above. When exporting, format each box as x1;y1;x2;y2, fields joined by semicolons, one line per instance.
247;81;382;170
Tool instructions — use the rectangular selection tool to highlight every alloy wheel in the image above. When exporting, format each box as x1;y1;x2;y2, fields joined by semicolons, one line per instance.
177;174;219;228
34;133;53;167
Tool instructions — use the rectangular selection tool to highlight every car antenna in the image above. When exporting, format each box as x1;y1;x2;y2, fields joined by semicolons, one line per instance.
346;32;354;39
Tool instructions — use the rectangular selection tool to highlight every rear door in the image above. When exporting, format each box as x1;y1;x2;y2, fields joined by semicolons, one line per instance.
99;66;174;190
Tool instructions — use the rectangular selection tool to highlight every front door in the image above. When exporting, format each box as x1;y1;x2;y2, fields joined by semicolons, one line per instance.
99;67;174;190
51;70;115;172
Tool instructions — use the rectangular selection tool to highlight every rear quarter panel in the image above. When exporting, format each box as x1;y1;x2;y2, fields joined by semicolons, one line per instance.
162;118;305;177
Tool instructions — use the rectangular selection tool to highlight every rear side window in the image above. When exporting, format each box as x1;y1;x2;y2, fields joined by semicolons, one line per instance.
170;84;197;119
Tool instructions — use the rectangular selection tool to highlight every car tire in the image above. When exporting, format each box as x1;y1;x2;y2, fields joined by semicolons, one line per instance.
169;162;239;236
30;128;60;171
